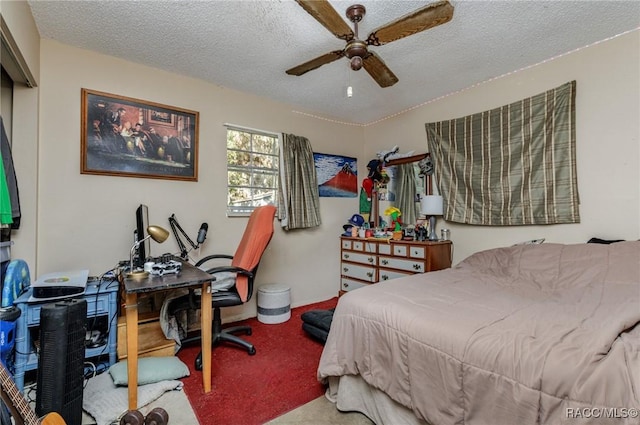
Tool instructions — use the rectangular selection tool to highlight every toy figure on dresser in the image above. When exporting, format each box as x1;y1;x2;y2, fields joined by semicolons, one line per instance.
384;207;402;231
384;206;404;240
415;224;429;241
359;159;389;218
341;214;365;237
403;225;416;241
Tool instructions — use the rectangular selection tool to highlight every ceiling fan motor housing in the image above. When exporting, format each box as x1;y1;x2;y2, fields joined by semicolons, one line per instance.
345;39;367;70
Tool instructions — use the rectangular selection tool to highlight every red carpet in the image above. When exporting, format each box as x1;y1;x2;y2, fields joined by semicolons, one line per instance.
178;297;338;425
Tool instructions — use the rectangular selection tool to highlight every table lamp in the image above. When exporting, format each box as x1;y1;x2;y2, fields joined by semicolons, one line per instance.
421;195;443;241
126;225;169;279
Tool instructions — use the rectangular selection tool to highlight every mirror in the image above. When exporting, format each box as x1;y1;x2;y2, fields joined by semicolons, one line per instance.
378;153;431;227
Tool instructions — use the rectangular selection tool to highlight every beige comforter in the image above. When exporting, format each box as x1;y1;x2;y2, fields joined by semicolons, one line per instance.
318;242;640;424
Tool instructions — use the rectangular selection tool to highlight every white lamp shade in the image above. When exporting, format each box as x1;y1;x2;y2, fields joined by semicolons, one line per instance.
421;195;443;216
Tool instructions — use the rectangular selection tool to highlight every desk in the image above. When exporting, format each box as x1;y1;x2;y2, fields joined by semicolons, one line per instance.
122;261;213;409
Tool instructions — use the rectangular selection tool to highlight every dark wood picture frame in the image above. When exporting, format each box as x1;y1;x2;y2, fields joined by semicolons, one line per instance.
81;88;199;181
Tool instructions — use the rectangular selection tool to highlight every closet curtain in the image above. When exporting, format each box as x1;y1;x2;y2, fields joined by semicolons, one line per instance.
425;81;579;226
277;133;321;230
1;116;20;228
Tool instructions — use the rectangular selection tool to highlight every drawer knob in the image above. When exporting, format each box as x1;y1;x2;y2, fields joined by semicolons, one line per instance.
343;267;349;272
344;254;349;259
367;272;373;278
382;259;389;265
368;257;374;263
413;264;421;270
344;283;349;288
381;275;389;280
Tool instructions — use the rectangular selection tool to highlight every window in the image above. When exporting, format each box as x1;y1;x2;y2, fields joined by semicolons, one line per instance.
226;124;279;216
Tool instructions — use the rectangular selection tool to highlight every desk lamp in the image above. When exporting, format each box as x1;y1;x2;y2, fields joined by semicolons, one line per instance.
126;225;169;279
421;195;443;241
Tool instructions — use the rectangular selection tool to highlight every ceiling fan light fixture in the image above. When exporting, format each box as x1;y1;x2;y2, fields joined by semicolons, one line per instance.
350;56;363;70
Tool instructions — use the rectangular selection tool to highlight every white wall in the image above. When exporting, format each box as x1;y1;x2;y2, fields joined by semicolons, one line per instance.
5;4;638;322
1;1;41;271
35;40;363;319
364;31;640;264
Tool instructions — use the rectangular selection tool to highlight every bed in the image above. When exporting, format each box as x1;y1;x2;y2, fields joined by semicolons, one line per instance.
318;242;640;425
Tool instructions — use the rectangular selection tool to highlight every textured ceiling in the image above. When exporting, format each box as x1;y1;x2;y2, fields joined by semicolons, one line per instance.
27;0;640;125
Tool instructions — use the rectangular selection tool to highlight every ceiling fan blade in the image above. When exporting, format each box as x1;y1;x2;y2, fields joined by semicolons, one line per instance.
362;52;398;88
286;50;345;76
295;0;354;41
366;0;454;46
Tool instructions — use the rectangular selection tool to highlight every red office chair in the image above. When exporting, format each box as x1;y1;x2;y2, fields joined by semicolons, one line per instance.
171;205;276;370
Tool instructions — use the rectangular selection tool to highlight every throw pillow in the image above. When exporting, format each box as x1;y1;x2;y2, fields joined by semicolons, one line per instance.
109;356;190;386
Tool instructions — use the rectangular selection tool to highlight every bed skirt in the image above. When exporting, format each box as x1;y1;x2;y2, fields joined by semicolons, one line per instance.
326;375;431;425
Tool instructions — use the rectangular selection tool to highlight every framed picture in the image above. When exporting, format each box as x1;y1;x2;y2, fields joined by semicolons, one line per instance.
313;153;357;198
81;88;199;181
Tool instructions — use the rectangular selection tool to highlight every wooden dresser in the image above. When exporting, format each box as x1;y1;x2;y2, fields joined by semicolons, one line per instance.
339;236;453;294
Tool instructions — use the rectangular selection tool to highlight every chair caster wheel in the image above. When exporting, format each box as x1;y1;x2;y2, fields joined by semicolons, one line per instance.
120;410;145;425
248;346;256;355
145;407;169;425
195;352;202;371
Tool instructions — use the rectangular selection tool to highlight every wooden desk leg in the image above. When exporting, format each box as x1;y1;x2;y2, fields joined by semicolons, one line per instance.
125;292;139;409
201;281;212;393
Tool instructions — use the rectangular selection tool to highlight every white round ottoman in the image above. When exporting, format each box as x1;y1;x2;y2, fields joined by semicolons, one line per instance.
257;284;291;324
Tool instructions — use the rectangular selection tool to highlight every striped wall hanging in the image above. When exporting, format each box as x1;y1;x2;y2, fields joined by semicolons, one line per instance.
425;81;579;225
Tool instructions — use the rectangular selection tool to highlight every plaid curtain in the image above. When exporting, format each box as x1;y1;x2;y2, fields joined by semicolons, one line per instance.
395;163;418;225
277;133;322;230
425;81;579;225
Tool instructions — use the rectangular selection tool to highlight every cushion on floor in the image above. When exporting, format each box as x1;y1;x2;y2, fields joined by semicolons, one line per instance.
301;308;334;344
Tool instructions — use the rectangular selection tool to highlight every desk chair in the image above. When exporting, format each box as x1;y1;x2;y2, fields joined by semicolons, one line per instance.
172;205;276;370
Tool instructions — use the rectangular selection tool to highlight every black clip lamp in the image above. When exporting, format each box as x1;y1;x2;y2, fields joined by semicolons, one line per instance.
126;225;169;279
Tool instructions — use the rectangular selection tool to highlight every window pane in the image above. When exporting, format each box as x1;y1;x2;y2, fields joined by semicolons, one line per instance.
228;186;251;205
228;169;250;186
227;130;251;151
251;153;278;169
252;135;278;155
254;170;277;188
253;188;277;203
227;150;251;166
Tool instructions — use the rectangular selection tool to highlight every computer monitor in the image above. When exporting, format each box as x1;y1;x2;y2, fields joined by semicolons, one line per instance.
135;204;150;268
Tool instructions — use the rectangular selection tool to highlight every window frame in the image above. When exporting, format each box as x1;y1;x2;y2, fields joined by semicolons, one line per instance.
225;124;280;217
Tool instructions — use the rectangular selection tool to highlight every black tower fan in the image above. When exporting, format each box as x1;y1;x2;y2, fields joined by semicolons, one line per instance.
36;298;87;425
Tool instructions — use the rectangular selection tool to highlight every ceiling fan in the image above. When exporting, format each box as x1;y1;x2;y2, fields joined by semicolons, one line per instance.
286;0;454;88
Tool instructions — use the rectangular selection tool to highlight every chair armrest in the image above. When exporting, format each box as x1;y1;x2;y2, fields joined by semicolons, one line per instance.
206;265;254;279
195;254;233;268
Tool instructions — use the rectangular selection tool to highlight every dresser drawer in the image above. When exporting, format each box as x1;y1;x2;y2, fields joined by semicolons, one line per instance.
341;278;369;292
341;262;376;282
351;241;377;253
378;244;392;255
379;256;425;273
379;268;414;281
409;245;426;258
393;245;408;257
341;251;376;266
